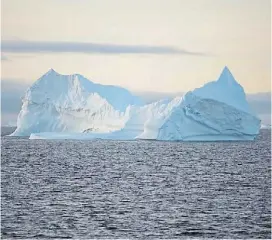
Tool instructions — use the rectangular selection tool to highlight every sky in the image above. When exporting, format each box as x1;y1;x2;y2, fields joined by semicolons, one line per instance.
1;0;271;92
1;0;271;125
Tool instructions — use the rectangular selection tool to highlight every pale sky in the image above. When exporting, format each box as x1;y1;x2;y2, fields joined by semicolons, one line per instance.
1;0;271;93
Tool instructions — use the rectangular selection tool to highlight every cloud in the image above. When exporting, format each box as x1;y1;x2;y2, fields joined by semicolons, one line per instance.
1;55;9;61
133;90;185;104
1;40;207;56
1;79;29;114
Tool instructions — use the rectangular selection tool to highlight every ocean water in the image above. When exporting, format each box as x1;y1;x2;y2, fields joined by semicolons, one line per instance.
1;130;271;239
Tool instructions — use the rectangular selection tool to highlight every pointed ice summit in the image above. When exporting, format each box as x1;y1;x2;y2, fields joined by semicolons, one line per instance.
218;66;236;84
11;67;261;140
192;66;252;114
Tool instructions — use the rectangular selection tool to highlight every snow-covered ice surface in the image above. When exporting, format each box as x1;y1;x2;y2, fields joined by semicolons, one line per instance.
13;67;261;141
11;69;142;136
192;67;253;114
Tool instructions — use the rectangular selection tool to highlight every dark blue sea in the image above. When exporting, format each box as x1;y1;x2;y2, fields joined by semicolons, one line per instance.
1;130;271;239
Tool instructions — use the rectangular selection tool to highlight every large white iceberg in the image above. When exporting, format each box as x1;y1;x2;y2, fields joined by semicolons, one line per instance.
11;67;261;141
11;69;142;136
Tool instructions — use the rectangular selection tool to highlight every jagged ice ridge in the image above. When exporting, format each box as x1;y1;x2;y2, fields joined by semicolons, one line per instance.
11;67;261;141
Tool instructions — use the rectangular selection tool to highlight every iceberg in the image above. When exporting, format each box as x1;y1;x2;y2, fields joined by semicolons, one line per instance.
11;69;142;136
12;67;261;141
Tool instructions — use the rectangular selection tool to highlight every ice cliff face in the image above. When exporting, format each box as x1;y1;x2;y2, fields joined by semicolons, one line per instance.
157;93;260;141
155;67;260;141
11;67;261;140
11;69;142;136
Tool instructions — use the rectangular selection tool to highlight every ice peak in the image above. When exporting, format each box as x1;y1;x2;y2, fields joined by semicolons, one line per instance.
45;68;58;76
43;69;86;80
217;66;237;85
